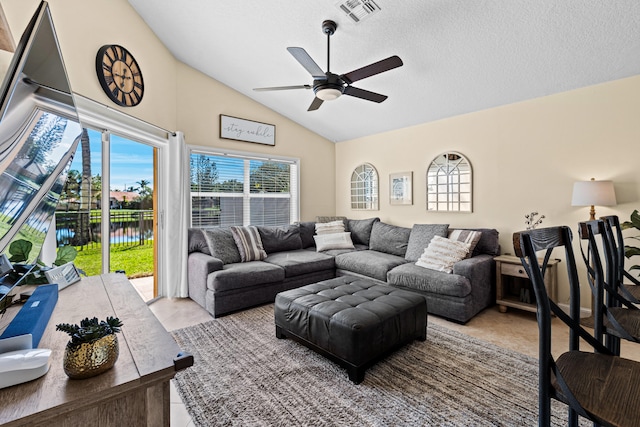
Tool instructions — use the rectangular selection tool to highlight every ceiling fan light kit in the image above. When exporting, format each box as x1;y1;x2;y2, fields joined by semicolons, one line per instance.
254;19;403;111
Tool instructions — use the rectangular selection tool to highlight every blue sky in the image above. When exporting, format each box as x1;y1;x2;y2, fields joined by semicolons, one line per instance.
68;129;154;192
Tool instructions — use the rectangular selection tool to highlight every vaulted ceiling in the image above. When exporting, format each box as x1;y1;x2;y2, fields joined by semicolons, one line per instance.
128;0;640;142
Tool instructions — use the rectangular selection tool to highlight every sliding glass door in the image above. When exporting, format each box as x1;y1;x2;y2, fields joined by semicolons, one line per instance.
57;128;157;300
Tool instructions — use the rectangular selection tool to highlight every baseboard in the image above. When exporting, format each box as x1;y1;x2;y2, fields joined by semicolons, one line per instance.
556;302;591;318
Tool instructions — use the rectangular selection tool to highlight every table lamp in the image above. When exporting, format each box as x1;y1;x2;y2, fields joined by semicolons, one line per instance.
571;178;617;220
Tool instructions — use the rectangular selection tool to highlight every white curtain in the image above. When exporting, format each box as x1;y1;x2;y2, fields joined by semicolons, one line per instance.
163;131;189;297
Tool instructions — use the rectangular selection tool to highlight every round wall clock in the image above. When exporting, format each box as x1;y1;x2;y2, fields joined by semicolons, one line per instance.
95;44;144;107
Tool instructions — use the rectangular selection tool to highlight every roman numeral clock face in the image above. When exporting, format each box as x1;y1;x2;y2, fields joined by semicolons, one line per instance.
96;45;144;107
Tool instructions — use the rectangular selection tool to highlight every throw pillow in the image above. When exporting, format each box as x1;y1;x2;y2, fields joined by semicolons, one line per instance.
230;226;267;262
314;232;355;252
404;224;449;262
202;228;241;264
369;221;412;257
316;216;349;231
257;225;303;254
415;235;471;273
315;220;345;235
448;229;482;258
347;217;380;246
295;221;316;248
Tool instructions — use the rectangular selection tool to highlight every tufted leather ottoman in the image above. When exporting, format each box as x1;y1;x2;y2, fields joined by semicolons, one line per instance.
274;276;427;384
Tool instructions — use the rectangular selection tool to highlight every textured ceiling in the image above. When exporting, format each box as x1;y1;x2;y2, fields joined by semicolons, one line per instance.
127;0;640;142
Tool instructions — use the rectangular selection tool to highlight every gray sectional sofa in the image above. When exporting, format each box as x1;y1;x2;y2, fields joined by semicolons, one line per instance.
187;217;499;323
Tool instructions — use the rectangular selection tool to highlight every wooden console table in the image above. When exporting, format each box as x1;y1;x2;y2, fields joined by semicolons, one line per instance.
495;255;559;314
0;273;190;426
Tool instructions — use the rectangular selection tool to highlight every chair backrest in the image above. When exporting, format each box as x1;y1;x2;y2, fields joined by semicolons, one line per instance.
513;226;583;351
577;220;611;345
514;226;611;424
600;215;640;303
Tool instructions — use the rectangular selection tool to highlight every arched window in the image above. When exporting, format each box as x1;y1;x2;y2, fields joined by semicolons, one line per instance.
427;152;472;212
351;163;379;210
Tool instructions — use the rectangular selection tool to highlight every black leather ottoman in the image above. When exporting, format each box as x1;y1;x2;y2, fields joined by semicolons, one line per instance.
274;276;427;384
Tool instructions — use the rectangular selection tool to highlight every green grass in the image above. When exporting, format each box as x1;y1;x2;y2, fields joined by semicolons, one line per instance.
74;244;153;278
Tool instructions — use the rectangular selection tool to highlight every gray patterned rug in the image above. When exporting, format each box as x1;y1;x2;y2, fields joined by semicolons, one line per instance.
171;304;584;426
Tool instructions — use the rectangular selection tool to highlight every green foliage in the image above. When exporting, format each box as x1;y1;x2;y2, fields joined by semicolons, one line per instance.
8;240;32;263
7;239;78;284
73;244;153;278
54;246;78;266
621;210;640;272
56;316;123;349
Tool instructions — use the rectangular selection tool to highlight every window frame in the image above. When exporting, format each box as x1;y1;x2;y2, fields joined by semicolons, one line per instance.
350;162;379;210
188;145;300;227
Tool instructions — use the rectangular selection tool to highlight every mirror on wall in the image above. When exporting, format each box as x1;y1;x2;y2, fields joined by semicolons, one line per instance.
427;152;472;213
0;2;81;306
350;163;379;210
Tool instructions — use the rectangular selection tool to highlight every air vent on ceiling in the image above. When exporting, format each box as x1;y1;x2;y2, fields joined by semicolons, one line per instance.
336;0;381;23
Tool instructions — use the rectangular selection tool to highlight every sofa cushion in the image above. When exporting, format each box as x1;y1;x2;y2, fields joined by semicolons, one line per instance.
316;216;349;231
347;217;380;246
258;225;303;254
207;261;285;293
450;228;500;257
335;250;408;282
387;263;472;298
369;222;412;257
405;224;450;262
265;249;335;278
415;236;470;273
296;221;316;248
188;228;210;255
230;226;267;262
320;243;368;257
314;232;355;251
448;229;482;258
202;228;241;264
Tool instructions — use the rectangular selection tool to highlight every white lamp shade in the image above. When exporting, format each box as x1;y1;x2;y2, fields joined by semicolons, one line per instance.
571;180;617;207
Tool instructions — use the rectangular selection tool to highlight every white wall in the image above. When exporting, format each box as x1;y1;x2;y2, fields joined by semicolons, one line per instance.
336;75;640;307
1;0;336;221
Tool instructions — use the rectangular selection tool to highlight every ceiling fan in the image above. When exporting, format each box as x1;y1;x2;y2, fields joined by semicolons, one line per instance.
254;20;403;111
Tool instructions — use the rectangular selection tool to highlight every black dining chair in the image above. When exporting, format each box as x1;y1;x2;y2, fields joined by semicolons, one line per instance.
514;226;640;427
600;215;640;304
578;220;640;356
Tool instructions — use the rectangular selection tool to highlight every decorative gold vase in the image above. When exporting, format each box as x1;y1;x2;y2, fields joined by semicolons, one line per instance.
63;334;119;379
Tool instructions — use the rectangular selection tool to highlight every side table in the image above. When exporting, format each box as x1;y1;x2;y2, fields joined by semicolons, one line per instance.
494;255;559;314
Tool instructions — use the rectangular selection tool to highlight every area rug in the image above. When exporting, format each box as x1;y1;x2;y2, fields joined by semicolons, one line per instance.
171;305;585;426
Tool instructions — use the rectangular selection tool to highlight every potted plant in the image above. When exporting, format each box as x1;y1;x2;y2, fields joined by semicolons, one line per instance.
56;316;123;379
621;210;640;275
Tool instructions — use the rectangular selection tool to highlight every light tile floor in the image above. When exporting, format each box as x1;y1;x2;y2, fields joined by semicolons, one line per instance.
132;278;640;426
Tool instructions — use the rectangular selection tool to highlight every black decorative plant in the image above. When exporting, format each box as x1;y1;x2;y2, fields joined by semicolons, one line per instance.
56;316;123;349
621;210;640;274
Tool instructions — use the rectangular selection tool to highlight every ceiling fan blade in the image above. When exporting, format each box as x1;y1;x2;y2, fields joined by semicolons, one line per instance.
254;84;312;91
307;97;324;111
343;86;388;103
341;55;403;84
287;47;326;79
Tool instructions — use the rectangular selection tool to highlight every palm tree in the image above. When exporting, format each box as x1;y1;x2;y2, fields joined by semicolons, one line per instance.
71;129;91;245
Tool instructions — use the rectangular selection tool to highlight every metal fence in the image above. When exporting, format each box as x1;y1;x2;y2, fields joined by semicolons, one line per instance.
55;210;153;250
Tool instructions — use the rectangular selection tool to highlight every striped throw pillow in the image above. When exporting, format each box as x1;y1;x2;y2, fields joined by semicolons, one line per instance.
448;229;482;258
230;226;267;262
416;235;470;273
315;220;345;235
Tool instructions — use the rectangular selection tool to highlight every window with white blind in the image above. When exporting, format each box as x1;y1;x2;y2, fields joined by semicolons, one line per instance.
189;149;299;227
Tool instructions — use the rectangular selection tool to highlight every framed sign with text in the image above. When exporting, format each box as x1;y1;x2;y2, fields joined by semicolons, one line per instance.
220;115;275;146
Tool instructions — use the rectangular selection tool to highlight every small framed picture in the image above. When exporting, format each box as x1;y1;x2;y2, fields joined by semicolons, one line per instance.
220;115;275;146
390;172;413;205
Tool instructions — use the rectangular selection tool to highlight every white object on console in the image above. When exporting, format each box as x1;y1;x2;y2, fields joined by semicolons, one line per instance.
0;348;51;389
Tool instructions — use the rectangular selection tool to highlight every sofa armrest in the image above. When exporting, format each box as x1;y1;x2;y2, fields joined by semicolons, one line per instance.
452;254;495;308
188;252;223;308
